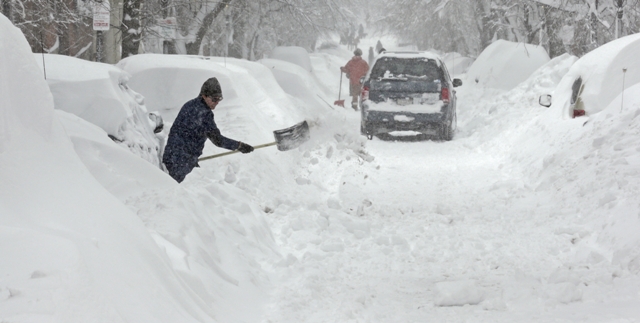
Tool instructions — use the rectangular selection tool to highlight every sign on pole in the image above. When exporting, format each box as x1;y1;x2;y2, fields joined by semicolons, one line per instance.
157;17;177;40
93;0;110;31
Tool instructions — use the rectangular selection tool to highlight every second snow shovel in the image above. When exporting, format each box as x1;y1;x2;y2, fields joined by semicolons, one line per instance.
198;120;310;162
334;72;345;107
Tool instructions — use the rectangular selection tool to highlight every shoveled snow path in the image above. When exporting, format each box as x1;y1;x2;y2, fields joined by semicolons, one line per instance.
263;134;582;322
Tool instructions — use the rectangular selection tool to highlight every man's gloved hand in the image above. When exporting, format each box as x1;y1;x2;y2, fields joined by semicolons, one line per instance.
237;142;254;154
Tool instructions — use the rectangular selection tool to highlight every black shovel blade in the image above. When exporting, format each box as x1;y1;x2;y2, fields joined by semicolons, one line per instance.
273;120;310;151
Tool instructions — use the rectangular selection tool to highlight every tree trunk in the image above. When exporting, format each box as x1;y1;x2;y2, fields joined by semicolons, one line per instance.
57;0;70;56
2;0;11;22
121;0;142;58
590;0;598;46
476;0;493;51
185;0;233;55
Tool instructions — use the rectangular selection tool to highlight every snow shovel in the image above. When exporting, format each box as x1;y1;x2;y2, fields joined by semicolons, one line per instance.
334;72;345;107
198;120;310;162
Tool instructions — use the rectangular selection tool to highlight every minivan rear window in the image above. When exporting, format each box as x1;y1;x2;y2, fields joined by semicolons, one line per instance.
370;57;440;81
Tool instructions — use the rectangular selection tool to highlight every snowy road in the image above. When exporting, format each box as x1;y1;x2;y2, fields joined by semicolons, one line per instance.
262;126;577;322
261;78;640;322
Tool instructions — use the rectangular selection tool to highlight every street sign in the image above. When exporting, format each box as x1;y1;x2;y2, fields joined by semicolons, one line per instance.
157;17;177;40
93;0;110;31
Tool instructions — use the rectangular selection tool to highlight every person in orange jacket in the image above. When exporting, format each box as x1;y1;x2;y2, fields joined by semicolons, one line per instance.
340;48;369;110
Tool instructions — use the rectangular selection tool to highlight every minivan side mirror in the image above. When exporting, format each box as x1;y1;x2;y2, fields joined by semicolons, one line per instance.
148;112;164;133
539;94;552;108
452;78;462;87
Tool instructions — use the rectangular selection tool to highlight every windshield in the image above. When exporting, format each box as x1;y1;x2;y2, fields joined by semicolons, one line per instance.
370;57;441;81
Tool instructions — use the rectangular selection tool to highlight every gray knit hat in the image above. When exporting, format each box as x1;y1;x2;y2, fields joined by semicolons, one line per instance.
354;48;363;56
200;77;222;97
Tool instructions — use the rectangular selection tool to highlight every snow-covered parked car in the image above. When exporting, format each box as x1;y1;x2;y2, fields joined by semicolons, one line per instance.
270;46;313;73
34;54;164;168
442;52;474;77
538;33;640;118
360;51;462;140
465;40;550;92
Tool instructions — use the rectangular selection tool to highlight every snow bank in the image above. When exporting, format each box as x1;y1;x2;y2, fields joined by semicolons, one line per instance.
511;81;640;269
458;53;578;144
465;40;550;91
547;33;640;116
271;46;313;73
55;110;174;199
57;96;282;323
455;35;640;317
0;14;214;323
34;54;162;167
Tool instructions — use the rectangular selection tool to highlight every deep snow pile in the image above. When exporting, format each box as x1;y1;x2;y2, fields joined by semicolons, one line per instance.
0;15;283;323
0;15;212;323
34;54;163;168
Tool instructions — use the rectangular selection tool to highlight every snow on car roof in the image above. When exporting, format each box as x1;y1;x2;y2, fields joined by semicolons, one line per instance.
378;51;442;61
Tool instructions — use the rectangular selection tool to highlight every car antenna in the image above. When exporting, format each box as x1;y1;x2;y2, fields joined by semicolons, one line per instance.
40;31;47;80
621;68;627;112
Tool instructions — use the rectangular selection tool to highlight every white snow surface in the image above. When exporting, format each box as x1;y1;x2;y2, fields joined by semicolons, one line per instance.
3;16;640;323
466;39;551;91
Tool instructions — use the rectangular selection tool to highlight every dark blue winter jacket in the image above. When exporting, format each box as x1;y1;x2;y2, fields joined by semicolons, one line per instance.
163;97;239;169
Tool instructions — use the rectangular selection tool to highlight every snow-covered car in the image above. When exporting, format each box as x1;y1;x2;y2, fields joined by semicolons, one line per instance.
538;33;640;118
465;40;550;92
360;51;462;140
34;54;165;168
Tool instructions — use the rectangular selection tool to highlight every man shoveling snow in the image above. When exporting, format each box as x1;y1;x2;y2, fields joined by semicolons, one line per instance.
162;77;254;182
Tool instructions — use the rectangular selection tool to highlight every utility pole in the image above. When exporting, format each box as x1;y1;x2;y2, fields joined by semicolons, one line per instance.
92;0;110;62
2;0;11;23
615;0;624;39
161;0;170;54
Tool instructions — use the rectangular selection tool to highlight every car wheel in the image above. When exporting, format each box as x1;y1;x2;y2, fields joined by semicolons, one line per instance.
361;119;374;139
440;118;453;141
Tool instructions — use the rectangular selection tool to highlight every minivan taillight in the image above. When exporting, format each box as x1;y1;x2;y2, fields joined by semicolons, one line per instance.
441;87;450;104
361;86;369;101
